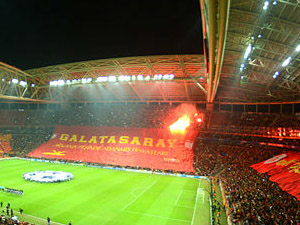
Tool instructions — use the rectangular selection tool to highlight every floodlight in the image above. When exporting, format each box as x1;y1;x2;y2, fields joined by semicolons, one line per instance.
12;78;18;84
19;81;27;87
57;80;65;86
108;76;117;82
244;44;252;59
263;1;269;10
137;75;144;81
282;56;292;67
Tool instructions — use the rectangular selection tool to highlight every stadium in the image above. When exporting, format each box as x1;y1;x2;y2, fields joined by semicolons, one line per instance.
0;0;300;225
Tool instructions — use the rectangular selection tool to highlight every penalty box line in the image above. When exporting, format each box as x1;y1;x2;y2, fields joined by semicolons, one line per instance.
121;178;160;211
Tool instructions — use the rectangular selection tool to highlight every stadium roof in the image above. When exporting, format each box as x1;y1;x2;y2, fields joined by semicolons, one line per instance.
0;0;299;104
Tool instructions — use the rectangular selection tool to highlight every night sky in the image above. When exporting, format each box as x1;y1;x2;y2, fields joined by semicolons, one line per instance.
0;0;203;70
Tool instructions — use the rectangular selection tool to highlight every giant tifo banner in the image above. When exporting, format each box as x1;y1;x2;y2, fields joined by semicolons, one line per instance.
0;134;12;154
251;152;300;200
27;126;198;172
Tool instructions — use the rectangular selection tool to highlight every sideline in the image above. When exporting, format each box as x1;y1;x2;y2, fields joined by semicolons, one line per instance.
190;179;201;225
12;211;65;225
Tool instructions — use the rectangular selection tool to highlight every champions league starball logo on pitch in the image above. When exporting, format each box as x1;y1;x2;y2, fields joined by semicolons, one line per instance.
23;171;74;183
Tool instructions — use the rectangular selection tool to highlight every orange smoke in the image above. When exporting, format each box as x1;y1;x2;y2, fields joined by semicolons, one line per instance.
169;115;191;134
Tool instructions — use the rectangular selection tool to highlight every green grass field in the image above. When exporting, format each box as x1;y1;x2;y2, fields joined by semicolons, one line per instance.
0;159;211;225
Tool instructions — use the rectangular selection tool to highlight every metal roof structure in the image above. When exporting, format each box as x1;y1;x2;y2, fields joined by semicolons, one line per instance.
221;0;300;102
0;0;299;104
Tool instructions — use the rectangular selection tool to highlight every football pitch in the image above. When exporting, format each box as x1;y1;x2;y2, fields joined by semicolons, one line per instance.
0;159;211;225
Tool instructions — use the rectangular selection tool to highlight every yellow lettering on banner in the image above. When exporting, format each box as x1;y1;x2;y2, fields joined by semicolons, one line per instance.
155;139;166;148
69;135;78;142
167;139;177;148
143;138;153;147
289;162;300;174
130;137;141;145
119;136;129;144
276;159;296;166
88;136;97;143
79;135;87;143
99;136;108;143
107;136;116;144
60;134;69;141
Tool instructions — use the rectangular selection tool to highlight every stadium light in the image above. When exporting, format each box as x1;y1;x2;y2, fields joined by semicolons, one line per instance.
153;74;163;80
57;80;65;86
108;76;117;82
296;44;300;52
137;75;144;81
49;73;175;86
11;78;18;84
282;56;292;67
273;71;279;79
81;78;92;84
19;81;27;87
244;44;252;59
96;77;108;82
118;75;131;82
263;1;269;10
240;64;244;72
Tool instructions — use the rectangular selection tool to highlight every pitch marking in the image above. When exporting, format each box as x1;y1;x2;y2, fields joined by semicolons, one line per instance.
122;178;159;211
175;190;183;206
190;179;201;225
14;211;65;225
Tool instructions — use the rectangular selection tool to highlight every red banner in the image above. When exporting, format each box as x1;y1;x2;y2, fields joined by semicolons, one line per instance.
251;152;300;200
27;126;198;172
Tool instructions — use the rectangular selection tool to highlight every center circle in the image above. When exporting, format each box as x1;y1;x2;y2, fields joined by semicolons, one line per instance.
23;171;74;183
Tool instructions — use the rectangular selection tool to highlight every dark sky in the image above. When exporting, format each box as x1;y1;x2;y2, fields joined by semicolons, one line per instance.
0;0;203;70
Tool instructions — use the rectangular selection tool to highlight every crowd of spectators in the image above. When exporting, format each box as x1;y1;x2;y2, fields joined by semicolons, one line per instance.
0;104;176;128
1;104;300;224
193;134;300;224
0;215;32;225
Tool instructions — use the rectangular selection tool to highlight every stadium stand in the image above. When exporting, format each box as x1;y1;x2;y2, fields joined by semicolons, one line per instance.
2;103;300;224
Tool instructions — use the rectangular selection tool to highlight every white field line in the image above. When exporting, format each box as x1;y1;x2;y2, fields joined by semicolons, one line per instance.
190;179;201;225
130;187;140;198
177;204;194;209
198;190;205;204
124;210;190;223
175;190;183;206
14;210;65;225
122;178;159;211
